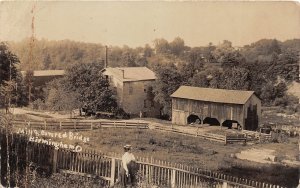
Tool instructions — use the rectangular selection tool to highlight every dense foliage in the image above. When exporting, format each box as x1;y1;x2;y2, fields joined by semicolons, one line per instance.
0;42;27;109
44;62;117;113
6;38;300;116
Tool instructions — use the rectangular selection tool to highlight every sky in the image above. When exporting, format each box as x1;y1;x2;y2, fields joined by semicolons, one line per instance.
0;1;300;47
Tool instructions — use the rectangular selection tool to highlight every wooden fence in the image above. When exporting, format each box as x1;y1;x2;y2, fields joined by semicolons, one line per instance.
12;120;248;145
272;124;300;136
0;131;287;188
153;124;247;145
242;130;272;142
12;120;149;130
54;149;286;188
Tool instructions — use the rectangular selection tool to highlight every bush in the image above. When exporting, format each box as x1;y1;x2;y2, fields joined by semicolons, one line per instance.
31;99;46;110
274;94;299;108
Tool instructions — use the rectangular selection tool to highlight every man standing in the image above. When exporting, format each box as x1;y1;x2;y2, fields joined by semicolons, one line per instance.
119;145;137;187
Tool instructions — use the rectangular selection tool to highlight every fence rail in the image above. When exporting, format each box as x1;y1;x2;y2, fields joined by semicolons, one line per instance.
272;124;300;136
12;120;149;130
153;124;247;145
242;130;272;142
13;120;250;144
0;131;287;188
53;149;286;188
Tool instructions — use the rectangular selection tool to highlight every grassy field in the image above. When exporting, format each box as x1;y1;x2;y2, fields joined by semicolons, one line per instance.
9;108;300;187
75;128;298;187
261;106;300;126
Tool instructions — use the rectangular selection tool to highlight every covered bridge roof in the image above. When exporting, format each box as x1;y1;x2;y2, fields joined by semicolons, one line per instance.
171;86;255;105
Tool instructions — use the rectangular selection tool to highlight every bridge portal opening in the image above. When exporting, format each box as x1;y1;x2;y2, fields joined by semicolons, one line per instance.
187;114;201;125
203;117;220;126
222;120;240;129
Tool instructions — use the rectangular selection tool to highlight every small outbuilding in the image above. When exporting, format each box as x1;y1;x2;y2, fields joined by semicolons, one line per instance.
171;86;261;130
21;70;65;87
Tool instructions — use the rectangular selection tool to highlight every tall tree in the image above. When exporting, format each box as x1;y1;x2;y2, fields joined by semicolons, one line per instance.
189;71;209;88
220;67;250;90
219;51;244;69
143;44;153;58
0;42;21;109
152;64;183;116
45;79;80;111
153;38;170;54
0;42;19;85
169;37;185;56
63;62;117;112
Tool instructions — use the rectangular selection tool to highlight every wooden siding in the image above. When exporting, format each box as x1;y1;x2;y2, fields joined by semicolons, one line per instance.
244;94;261;121
172;98;244;125
172;94;261;130
243;95;261;130
122;81;159;117
105;71;160;117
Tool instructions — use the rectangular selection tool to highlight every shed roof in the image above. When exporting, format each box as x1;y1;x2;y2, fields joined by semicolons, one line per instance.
103;67;156;82
171;86;255;105
21;70;65;77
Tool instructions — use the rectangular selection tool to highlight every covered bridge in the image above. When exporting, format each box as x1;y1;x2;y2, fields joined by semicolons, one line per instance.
171;86;261;130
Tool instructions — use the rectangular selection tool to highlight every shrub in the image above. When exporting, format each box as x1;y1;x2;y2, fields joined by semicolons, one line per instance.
31;99;46;110
274;94;299;108
149;138;156;145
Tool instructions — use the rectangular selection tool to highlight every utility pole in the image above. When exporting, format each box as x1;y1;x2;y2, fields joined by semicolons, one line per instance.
105;45;108;68
15;82;17;108
9;58;11;109
27;4;36;105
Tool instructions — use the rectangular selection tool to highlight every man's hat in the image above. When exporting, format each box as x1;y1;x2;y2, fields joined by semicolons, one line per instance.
124;144;132;149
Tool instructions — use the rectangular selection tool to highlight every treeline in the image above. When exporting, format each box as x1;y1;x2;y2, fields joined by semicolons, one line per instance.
4;38;300;116
8;38;300;76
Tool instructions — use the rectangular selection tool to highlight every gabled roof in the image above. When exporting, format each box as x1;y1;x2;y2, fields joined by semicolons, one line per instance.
103;67;156;82
171;86;255;105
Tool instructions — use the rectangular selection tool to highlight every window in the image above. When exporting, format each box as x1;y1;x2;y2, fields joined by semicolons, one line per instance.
129;84;133;95
144;100;147;108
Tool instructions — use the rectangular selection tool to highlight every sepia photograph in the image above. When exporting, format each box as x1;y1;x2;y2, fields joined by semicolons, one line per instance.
0;1;299;188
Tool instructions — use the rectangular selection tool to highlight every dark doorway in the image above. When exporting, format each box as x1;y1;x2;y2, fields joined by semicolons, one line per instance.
187;114;201;125
222;120;240;129
245;105;258;131
203;117;220;126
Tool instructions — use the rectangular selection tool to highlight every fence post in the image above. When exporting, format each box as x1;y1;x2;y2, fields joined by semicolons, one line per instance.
222;181;228;188
171;169;176;188
90;122;93;130
60;121;62;130
52;149;58;173
225;134;227;145
110;158;116;186
44;120;47;130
